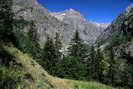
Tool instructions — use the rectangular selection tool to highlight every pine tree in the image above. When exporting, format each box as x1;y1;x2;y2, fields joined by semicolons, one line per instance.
42;37;56;75
127;64;133;88
27;20;42;59
54;32;62;60
107;47;116;86
68;30;82;57
53;32;63;76
87;46;97;80
28;20;38;43
0;0;15;42
42;34;63;76
65;30;88;80
87;45;105;81
62;56;87;80
96;48;105;82
68;30;88;62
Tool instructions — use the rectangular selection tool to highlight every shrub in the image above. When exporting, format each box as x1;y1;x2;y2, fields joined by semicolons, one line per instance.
0;66;24;89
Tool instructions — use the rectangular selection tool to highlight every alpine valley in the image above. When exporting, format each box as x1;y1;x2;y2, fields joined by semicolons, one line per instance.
0;0;133;89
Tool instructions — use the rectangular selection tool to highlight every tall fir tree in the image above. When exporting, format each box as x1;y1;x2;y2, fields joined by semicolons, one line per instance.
107;47;116;86
87;46;97;80
0;0;15;42
28;20;38;43
53;32;63;76
42;33;63;76
54;32;62;60
27;20;42;59
64;30;88;80
42;36;56;75
68;30;88;62
62;56;87;80
96;48;105;82
68;30;82;57
87;45;105;81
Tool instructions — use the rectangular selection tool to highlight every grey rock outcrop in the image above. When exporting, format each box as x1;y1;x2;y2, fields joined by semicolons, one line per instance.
98;4;133;59
13;0;64;46
98;4;133;44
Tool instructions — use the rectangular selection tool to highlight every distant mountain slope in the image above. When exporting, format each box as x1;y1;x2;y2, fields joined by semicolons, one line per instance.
13;0;109;45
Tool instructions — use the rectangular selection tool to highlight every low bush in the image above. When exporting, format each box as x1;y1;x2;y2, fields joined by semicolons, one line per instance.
0;65;24;89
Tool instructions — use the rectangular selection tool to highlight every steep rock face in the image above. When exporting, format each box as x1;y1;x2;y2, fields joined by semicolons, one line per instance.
13;0;64;45
13;0;109;45
98;4;133;58
51;9;109;44
98;4;133;44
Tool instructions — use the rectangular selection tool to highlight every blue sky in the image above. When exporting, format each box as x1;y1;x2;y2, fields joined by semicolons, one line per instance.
37;0;132;22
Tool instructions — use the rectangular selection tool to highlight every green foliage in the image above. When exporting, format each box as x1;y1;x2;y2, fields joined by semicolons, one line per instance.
87;46;97;80
0;0;131;88
28;20;38;43
62;56;88;80
62;30;89;80
54;32;62;59
0;45;13;65
101;48;129;88
41;34;63;76
53;33;63;76
12;19;42;59
41;37;56;74
0;0;15;42
109;35;132;48
15;28;40;58
1;41;117;89
126;64;133;89
106;48;116;86
0;65;24;89
87;46;106;82
0;0;129;89
124;10;133;35
68;30;88;59
95;48;105;82
102;13;133;88
0;0;41;60
107;11;133;48
86;43;130;88
68;80;116;89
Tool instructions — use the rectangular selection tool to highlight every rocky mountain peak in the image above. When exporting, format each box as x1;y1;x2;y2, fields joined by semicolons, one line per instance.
50;8;109;44
50;8;83;21
63;8;81;16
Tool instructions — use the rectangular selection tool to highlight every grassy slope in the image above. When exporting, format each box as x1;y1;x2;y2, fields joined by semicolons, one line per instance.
2;43;116;89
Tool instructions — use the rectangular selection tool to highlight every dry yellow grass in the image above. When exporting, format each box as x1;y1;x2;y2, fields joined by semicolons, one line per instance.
3;44;70;89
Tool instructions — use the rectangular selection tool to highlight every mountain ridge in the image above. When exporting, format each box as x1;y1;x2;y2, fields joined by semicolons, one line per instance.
13;0;109;45
98;4;133;44
50;8;109;28
50;8;109;44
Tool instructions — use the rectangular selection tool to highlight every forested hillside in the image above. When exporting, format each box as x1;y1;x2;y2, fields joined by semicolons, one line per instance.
0;0;133;89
